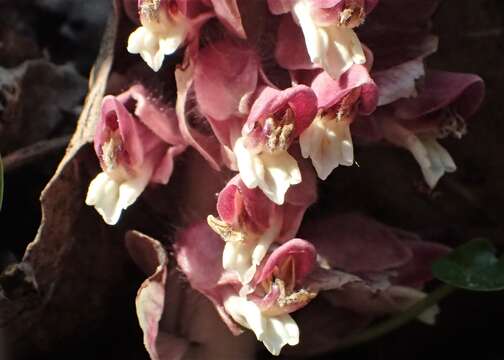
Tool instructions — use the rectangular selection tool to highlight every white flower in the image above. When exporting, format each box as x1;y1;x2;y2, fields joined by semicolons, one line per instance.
234;137;302;205
300;112;354;180
208;214;282;285
127;8;188;71
85;171;150;226
408;135;457;188
224;296;299;356
85;168;151;225
292;0;365;80
383;120;457;188
225;219;282;285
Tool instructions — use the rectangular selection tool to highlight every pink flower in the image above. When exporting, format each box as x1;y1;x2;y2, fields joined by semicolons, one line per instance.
234;85;318;204
175;222;318;355
127;0;192;71
354;70;484;188
126;0;246;71
223;238;317;355
207;168;317;284
86;85;186;225
272;0;377;79
102;1;486;358
175;213;448;356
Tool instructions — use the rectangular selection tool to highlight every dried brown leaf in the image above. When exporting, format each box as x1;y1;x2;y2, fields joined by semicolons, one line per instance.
0;2;125;357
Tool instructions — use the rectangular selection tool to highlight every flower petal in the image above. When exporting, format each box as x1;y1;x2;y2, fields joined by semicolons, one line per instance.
256;150;302;205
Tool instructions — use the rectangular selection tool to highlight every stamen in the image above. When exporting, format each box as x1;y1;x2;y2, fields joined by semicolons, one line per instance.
140;0;162;21
207;215;245;242
336;89;361;122
276;289;317;308
265;108;296;152
316;89;360;127
256;256;317;317
439;107;467;139
339;1;365;28
101;132;123;172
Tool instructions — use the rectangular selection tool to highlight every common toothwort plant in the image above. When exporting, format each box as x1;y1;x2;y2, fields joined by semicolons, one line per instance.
87;0;484;356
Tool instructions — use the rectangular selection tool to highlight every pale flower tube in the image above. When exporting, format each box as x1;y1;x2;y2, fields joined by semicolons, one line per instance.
236;85;318;205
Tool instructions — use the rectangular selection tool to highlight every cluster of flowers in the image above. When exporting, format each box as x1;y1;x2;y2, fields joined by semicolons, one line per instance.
85;0;484;357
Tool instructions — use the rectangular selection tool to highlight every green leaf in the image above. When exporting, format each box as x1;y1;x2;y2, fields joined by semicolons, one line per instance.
432;238;504;291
